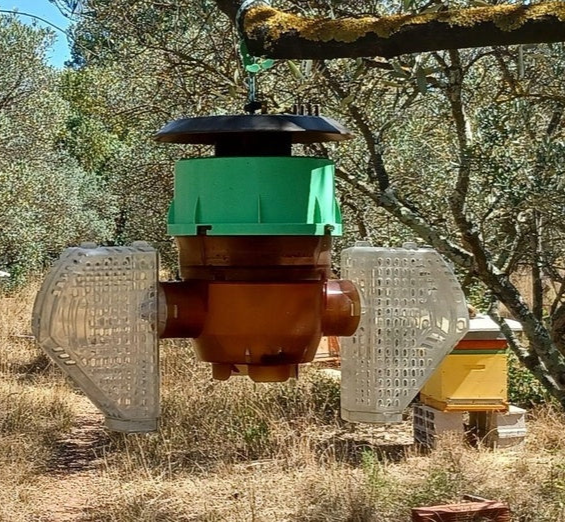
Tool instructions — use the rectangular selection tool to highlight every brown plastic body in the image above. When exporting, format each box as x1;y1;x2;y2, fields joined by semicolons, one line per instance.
176;235;331;281
199;281;324;382
161;235;360;381
322;280;362;336
158;281;207;338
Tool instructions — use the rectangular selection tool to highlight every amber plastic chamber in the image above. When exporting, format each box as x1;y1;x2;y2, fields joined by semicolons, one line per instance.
159;236;360;381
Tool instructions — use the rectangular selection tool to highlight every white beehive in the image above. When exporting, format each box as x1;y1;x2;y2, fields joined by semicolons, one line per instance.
340;242;469;424
32;242;160;432
485;405;527;448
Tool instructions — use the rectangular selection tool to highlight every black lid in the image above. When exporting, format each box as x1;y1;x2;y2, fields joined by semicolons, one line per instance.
154;114;353;144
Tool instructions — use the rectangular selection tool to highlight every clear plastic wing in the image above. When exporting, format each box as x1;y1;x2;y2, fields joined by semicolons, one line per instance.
340;242;469;424
32;242;159;432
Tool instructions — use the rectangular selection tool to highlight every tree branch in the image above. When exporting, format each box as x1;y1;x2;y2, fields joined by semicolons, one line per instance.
0;9;69;35
442;49;493;277
222;2;565;59
445;49;473;228
489;304;563;402
320;65;390;190
333;164;475;269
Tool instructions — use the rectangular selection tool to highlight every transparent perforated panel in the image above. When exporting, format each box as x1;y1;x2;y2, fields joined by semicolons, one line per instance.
340;242;469;424
32;242;159;432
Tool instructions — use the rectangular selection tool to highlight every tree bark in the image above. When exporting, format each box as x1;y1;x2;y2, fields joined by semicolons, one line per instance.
215;1;565;59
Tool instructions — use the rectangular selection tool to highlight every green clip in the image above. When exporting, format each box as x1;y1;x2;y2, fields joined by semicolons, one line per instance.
239;41;255;69
239;41;275;73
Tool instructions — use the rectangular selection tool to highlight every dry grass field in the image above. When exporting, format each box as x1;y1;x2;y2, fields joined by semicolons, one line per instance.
1;285;565;521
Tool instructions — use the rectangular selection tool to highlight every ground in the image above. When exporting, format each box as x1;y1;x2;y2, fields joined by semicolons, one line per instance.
2;290;565;521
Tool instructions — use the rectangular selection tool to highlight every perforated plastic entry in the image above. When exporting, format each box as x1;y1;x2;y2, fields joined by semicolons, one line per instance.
32;242;159;432
340;242;469;424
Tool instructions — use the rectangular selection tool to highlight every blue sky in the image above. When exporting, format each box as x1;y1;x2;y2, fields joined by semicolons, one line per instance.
1;0;72;68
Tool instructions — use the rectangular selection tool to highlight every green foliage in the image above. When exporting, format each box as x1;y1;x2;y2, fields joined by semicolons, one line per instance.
508;352;552;407
361;450;391;493
0;15;117;287
0;161;116;287
408;467;461;507
540;461;565;506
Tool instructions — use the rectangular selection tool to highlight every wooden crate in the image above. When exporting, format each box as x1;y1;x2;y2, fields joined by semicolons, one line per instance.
412;500;510;521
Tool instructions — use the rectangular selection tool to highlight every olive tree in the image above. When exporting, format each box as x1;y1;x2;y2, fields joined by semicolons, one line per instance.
0;14;116;286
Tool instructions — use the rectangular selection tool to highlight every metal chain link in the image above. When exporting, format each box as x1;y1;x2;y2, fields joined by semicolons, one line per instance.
235;0;270;32
236;1;272;112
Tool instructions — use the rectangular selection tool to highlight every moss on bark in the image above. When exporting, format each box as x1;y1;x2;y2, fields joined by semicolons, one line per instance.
244;2;565;45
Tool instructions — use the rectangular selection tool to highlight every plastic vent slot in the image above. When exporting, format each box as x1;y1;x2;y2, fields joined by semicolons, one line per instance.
32;242;159;432
340;242;469;424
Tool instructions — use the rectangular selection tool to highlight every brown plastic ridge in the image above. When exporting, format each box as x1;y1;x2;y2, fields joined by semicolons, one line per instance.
419;394;508;412
176;235;332;281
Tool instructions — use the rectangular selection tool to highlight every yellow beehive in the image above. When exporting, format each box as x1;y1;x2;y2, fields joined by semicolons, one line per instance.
419;316;520;412
420;352;508;411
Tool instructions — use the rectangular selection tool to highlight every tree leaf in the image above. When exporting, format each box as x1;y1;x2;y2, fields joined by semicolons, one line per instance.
391;61;410;77
245;64;261;73
261;59;275;70
287;60;303;79
416;67;428;94
403;0;414;11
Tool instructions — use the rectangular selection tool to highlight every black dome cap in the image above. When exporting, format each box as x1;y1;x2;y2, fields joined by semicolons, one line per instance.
154;114;353;145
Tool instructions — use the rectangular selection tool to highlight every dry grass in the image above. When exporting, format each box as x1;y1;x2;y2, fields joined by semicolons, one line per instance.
2;286;565;521
0;284;76;522
106;349;344;474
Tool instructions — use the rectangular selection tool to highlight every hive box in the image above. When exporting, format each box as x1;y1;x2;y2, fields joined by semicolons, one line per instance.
420;316;521;412
485;405;527;448
413;403;465;447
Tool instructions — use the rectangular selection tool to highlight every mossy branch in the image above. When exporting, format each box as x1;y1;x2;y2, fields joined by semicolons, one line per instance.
218;2;565;59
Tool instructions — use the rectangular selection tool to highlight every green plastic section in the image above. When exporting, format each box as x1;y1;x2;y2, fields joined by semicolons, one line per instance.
168;156;342;236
